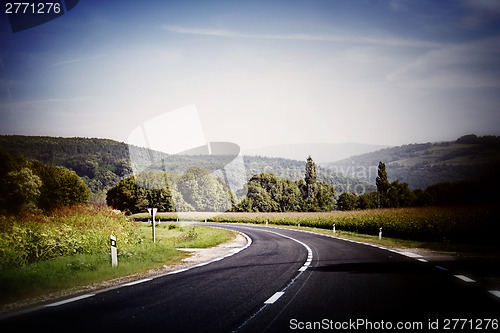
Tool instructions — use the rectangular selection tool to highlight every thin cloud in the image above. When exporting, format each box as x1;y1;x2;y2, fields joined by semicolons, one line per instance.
162;25;439;48
0;96;97;107
49;54;106;68
387;36;500;88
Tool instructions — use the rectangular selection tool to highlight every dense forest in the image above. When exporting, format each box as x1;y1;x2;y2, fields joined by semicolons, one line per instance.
0;135;372;203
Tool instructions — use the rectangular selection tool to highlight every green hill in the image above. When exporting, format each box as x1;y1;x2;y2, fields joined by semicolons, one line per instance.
324;134;500;190
0;136;373;202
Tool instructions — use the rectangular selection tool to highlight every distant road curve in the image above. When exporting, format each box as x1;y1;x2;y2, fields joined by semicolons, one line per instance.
1;223;499;332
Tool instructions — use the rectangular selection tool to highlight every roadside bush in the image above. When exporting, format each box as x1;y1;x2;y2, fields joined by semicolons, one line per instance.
0;205;141;269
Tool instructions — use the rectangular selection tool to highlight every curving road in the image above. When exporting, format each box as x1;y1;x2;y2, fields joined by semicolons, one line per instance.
1;224;499;332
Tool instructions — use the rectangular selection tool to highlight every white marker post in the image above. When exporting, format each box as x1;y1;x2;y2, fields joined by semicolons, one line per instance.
110;235;118;267
333;224;336;233
379;227;382;240
148;208;158;243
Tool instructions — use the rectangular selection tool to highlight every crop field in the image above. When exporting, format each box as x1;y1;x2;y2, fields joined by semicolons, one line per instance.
133;205;500;247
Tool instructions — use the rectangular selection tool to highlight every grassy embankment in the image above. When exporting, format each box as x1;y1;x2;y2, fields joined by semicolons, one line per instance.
0;205;235;306
133;206;500;252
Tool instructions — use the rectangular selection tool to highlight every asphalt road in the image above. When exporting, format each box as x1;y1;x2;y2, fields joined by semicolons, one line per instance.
1;224;499;332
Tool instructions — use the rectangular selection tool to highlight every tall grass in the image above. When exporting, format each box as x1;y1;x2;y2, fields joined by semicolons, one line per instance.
0;211;235;306
0;205;141;270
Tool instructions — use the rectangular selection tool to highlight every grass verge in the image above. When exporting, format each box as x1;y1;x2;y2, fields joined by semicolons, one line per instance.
0;220;235;308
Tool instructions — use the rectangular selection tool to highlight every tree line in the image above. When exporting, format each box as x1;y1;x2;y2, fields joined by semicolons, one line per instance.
106;156;336;214
336;161;498;210
107;157;495;214
0;150;90;214
0;136;374;202
234;157;335;212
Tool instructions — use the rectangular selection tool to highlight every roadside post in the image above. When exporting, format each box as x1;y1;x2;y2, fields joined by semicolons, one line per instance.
333;224;336;233
379;227;382;240
148;208;158;243
110;235;118;267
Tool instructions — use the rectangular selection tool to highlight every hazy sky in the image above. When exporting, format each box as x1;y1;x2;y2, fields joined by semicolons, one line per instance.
1;0;500;150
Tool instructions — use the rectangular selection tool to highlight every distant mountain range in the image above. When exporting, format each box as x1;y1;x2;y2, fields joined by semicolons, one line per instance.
324;134;500;190
243;143;388;163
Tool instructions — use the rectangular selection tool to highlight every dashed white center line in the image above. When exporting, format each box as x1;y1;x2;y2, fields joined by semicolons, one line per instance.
264;292;285;304
454;275;476;283
488;290;500;299
435;265;448;271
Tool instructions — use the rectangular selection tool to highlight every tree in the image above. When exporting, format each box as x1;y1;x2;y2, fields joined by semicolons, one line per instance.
387;180;414;208
106;175;177;214
279;179;304;212
304;156;317;201
337;192;360;211
243;173;280;212
107;176;146;214
315;181;336;211
176;166;231;212
358;191;378;209
376;161;390;208
3;168;42;213
30;161;90;211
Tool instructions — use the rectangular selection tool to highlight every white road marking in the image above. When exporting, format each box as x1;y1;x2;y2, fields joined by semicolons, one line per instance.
256;228;313;272
435;266;448;271
488;290;500;299
455;275;476;283
397;251;423;258
45;294;95;307
264;292;285;304
123;278;152;287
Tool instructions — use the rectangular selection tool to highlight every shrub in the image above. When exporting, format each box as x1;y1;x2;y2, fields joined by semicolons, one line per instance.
0;205;141;269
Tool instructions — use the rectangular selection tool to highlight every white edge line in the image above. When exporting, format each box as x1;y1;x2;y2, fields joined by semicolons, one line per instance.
264;292;285;304
167;268;189;275
1;228;254;319
455;274;476;283
45;294;95;307
123;278;152;287
259;229;313;272
263;225;434;265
